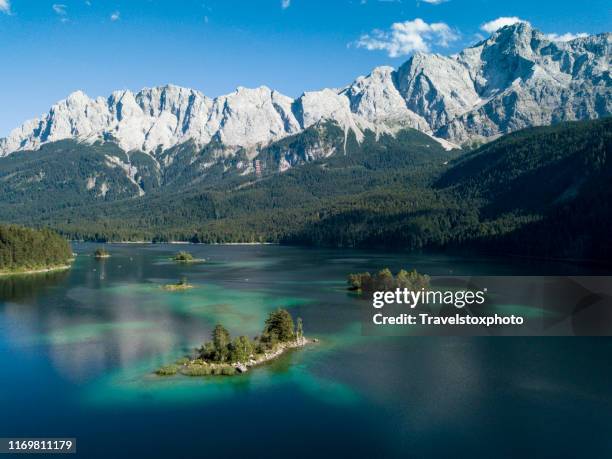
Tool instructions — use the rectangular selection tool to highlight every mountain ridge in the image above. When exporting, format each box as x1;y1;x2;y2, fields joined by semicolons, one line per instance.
1;23;610;159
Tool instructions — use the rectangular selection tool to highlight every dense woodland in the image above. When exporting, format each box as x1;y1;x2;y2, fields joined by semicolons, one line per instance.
0;118;610;261
0;225;72;272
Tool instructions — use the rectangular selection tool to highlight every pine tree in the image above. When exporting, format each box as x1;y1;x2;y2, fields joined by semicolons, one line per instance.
212;324;231;362
264;309;295;343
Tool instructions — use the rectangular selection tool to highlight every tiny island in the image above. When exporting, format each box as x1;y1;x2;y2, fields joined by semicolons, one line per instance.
94;248;111;259
161;277;194;291
348;268;430;292
156;308;312;377
0;224;73;276
171;251;204;263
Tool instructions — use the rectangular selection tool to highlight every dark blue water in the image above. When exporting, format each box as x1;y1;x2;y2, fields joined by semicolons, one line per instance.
1;244;611;458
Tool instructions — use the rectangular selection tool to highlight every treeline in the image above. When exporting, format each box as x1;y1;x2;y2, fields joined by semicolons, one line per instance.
0;225;72;272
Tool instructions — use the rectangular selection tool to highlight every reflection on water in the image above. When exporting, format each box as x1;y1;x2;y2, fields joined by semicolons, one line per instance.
0;244;611;458
0;270;69;302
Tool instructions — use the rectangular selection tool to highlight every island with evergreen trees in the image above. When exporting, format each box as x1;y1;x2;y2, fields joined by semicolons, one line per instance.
170;251;204;263
156;308;312;377
0;224;73;275
348;268;430;292
94;248;111;259
161;277;194;291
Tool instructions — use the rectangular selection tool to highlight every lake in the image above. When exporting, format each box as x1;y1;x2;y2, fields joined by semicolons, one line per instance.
1;244;611;458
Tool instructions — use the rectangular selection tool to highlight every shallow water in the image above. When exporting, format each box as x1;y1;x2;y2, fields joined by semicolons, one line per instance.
1;244;611;458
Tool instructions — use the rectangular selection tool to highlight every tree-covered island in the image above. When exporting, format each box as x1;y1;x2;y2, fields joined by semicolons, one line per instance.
156;308;311;377
171;251;204;263
348;268;430;293
0;224;73;275
161;277;194;291
94;248;110;259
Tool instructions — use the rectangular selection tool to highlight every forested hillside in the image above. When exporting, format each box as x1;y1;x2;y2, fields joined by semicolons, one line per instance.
268;118;612;258
437;118;612;259
0;125;456;242
0;140;160;214
436;118;612;217
0;225;73;273
0;118;609;261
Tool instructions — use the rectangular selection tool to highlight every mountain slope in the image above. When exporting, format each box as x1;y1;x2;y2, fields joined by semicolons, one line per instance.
436;117;612;259
0;126;454;241
0;141;160;212
437;118;611;213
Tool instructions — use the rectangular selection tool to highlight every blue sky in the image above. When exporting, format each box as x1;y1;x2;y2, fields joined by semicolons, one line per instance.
0;0;609;136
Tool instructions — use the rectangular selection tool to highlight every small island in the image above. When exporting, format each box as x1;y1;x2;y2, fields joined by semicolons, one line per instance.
0;224;73;276
156;308;312;377
348;268;430;293
161;277;194;291
94;248;111;259
171;251;204;263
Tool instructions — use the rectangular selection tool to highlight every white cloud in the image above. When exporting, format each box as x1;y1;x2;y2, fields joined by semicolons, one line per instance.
545;32;588;42
281;0;290;9
355;18;459;57
52;3;67;15
110;11;120;21
0;0;10;14
421;0;449;4
480;16;527;34
52;3;69;22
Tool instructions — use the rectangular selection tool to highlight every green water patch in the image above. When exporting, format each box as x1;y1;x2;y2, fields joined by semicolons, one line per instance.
78;320;369;408
44;306;374;409
45;266;373;408
208;259;279;269
86;281;314;336
82;336;361;408
35;321;158;345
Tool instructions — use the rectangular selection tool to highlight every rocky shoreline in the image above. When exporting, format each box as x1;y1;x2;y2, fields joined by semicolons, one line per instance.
158;336;316;377
233;336;315;373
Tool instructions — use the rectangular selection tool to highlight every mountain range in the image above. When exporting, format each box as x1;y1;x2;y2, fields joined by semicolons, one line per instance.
0;23;610;260
1;22;610;160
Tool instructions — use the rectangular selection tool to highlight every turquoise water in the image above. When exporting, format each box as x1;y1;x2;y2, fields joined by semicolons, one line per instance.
0;244;611;458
